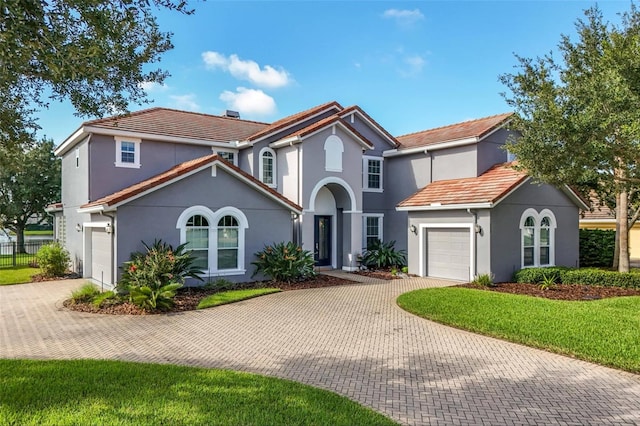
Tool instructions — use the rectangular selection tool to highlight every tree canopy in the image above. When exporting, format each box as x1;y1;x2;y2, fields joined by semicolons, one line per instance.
500;5;640;272
0;138;61;252
0;0;193;146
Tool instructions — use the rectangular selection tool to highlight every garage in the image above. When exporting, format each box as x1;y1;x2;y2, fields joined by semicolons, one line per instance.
425;228;471;281
91;228;112;285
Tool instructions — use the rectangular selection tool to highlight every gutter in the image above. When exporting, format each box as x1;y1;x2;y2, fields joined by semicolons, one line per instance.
467;208;479;280
383;137;479;158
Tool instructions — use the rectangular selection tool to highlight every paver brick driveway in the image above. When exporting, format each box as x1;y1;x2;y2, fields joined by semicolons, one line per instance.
2;275;640;425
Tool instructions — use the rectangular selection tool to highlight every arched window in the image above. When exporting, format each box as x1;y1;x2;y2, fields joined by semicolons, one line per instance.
519;209;556;268
177;206;248;275
186;214;209;270
324;135;344;172
259;147;276;187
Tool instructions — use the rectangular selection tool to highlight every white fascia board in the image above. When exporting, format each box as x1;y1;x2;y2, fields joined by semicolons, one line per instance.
82;221;110;228
562;186;590;210
396;202;492;211
77;205;106;214
269;136;301;148
490;177;531;207
54;127;87;156
341;110;397;147
383;137;479;157
45;205;63;213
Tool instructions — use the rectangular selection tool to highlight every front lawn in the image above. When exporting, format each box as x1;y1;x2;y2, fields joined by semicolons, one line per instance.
397;287;640;373
0;359;396;426
197;288;281;309
0;267;39;285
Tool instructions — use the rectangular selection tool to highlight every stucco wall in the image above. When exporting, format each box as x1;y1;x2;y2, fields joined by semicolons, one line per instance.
477;128;510;175
114;165;294;284
491;182;580;282
431;145;477;181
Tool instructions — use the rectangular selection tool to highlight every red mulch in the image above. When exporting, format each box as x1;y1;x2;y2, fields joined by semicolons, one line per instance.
459;282;640;301
63;274;355;315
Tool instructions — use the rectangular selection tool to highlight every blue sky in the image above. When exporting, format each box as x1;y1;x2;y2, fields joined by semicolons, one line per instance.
39;1;632;145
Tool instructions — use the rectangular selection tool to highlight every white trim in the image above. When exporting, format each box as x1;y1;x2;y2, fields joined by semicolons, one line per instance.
82;221;110;228
338;108;398;147
362;213;384;250
269;120;374;150
397;203;492;211
519;208;557;268
115;137;141;168
580;219;616;223
176;205;249;276
362;155;383;192
259;147;277;188
418;223;475;280
252;104;342;144
77;205;106;214
324;135;344;172
308;177;358;212
383;137;479;157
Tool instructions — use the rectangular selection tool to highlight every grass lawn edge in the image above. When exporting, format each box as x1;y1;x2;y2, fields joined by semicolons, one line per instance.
197;288;281;309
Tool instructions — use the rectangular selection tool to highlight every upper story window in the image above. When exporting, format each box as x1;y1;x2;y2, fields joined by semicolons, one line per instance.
324;135;344;172
259;147;276;188
115;137;141;168
519;208;556;268
363;156;383;192
216;150;237;166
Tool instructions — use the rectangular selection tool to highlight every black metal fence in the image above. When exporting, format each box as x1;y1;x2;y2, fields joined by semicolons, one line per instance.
0;240;53;268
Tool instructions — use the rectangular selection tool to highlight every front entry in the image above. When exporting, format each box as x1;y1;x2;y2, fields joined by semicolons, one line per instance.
314;215;331;266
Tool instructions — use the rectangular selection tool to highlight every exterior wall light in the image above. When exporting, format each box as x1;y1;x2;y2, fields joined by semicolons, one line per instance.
75;223;82;232
105;223;112;234
409;224;417;234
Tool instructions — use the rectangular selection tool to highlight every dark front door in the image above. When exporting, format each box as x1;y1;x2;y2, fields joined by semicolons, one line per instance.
314;215;331;266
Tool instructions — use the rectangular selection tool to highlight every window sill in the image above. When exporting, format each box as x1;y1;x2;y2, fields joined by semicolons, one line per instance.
115;162;141;169
202;269;246;277
363;188;383;193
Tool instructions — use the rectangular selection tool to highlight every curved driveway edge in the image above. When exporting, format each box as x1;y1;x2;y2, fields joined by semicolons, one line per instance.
2;277;640;425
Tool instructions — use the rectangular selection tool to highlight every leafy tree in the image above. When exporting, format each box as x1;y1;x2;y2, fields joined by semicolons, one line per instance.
0;138;61;253
0;0;194;146
500;5;640;272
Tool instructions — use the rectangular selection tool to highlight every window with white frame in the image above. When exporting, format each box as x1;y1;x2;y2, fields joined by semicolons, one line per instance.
519;208;556;268
363;156;383;192
115;137;141;168
177;206;248;275
216;150;237;166
259;147;276;187
324;135;344;172
362;214;383;250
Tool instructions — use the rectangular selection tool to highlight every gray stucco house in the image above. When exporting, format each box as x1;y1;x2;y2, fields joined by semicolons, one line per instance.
51;101;587;286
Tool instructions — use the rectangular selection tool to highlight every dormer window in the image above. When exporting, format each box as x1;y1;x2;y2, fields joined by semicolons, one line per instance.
115;137;141;168
216;150;237;166
259;147;276;188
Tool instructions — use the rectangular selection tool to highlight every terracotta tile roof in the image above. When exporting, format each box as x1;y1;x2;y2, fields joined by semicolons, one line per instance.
396;113;513;149
581;192;614;220
84;107;269;143
398;162;527;208
279;115;374;148
80;154;302;212
339;105;399;147
247;101;343;142
45;202;63;211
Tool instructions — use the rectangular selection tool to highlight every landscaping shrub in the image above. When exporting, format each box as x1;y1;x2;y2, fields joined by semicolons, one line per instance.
562;268;640;288
35;242;70;277
252;241;316;282
472;273;494;287
579;229;615;267
117;240;203;311
360;239;406;269
513;267;571;284
70;283;100;304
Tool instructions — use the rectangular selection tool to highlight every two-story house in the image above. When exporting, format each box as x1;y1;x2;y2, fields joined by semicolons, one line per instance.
50;101;587;286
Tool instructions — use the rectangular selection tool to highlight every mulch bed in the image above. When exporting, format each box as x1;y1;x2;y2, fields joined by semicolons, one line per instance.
459;282;640;301
31;272;81;282
354;269;403;280
63;274;356;315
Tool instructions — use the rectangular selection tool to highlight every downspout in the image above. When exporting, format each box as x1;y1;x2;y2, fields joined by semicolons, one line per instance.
467;208;478;280
102;211;116;289
297;143;302;246
426;150;433;183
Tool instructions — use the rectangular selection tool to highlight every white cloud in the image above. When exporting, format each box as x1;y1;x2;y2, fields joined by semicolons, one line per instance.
382;8;424;26
169;94;199;111
139;81;169;92
219;87;276;117
202;51;291;89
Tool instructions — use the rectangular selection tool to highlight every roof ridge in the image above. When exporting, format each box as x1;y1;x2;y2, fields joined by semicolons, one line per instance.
85;107;270;127
396;112;513;139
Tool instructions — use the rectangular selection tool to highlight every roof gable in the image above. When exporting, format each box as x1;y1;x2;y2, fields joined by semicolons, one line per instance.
339;106;399;148
79;154;302;213
396;113;513;150
270;115;374;149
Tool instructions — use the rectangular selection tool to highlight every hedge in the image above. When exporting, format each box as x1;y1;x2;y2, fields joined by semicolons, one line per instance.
579;229;615;267
514;266;640;289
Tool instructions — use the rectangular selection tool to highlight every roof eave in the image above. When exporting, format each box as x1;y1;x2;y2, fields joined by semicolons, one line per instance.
396;202;493;211
383;136;479;157
54;127;87;156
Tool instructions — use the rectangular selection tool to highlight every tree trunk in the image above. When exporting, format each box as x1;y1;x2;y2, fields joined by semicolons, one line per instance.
15;223;26;254
613;201;620;269
618;189;630;272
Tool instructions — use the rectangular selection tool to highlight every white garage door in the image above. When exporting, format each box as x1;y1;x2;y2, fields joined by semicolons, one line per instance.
91;228;112;285
426;228;471;281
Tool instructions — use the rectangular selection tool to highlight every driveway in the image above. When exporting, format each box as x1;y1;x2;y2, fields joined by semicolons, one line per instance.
1;275;640;425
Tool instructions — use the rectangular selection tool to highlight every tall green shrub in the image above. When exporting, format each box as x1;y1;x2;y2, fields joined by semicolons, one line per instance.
36;242;70;277
579;229;615;267
360;239;406;269
252;242;316;282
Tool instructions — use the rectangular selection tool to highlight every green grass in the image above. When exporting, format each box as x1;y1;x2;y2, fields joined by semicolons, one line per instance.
0;359;396;426
397;287;640;373
197;288;281;309
0;266;38;285
24;230;53;236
